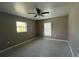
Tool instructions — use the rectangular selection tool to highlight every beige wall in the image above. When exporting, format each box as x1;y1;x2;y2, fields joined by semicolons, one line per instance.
0;12;36;50
36;16;68;40
36;20;44;36
68;3;79;57
52;16;68;40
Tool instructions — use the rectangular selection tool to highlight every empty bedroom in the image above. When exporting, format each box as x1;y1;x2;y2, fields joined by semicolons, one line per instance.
0;2;79;57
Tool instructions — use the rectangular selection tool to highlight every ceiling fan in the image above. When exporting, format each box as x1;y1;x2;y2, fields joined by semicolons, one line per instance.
28;8;50;17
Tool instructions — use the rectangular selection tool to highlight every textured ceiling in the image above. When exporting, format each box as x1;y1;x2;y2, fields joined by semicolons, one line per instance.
0;2;74;20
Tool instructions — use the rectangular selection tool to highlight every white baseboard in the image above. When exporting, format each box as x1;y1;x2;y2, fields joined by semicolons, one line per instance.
67;41;75;57
52;39;75;57
53;39;68;42
44;38;68;42
0;37;37;54
44;38;75;57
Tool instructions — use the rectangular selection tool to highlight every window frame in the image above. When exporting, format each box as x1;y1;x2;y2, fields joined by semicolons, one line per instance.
16;21;27;33
44;22;52;36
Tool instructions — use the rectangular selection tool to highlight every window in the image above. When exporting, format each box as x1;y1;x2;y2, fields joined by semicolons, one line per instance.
44;22;51;36
16;21;27;33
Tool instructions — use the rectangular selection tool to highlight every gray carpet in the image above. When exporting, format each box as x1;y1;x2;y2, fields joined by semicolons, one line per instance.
0;37;72;57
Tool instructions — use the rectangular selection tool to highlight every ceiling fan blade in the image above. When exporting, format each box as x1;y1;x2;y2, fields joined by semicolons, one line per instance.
28;13;36;14
36;8;40;14
34;14;37;17
41;12;49;14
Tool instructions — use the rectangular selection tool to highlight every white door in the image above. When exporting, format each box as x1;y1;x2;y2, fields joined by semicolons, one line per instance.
44;22;51;36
